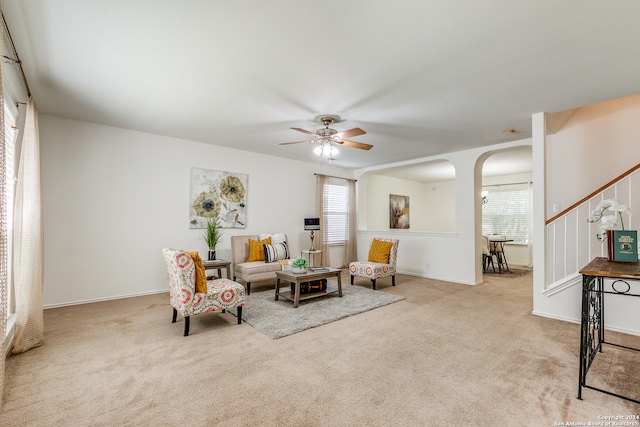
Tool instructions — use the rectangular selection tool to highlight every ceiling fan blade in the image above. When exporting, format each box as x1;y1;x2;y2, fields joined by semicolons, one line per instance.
279;140;313;145
335;127;366;139
338;139;373;150
291;127;316;136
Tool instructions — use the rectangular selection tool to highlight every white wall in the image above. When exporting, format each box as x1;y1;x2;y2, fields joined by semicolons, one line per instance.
424;180;456;232
367;174;423;230
366;174;455;232
546;94;640;219
40;114;350;307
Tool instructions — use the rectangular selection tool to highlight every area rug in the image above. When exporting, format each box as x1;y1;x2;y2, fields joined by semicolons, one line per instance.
230;284;405;339
483;268;530;279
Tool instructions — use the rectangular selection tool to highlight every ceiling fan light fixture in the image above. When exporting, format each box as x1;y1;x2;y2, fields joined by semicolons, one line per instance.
313;140;339;159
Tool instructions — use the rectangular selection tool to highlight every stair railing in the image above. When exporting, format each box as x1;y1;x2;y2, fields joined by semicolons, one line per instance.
545;164;640;290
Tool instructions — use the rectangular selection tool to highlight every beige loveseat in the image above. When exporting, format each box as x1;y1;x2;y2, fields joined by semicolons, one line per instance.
231;234;290;295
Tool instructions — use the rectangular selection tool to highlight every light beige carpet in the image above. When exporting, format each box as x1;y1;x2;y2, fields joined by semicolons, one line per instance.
1;271;639;426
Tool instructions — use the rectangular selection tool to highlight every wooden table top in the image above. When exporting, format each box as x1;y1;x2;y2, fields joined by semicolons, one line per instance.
276;267;341;281
579;257;640;279
202;259;230;267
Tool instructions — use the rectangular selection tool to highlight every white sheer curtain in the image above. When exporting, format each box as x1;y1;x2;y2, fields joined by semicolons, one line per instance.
11;97;43;354
0;23;7;407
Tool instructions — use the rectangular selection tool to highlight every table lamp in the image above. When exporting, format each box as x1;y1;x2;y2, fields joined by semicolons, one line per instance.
304;218;320;251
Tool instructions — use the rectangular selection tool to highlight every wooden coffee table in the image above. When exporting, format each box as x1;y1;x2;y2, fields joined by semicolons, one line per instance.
275;268;342;308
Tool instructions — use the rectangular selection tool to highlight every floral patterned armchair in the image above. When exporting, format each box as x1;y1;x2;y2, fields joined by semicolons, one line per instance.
349;238;399;290
162;248;245;336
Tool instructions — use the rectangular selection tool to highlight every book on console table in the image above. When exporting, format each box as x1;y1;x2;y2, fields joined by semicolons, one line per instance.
308;267;329;271
607;230;638;263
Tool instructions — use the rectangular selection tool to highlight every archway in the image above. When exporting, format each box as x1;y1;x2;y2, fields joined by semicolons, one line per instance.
477;146;533;276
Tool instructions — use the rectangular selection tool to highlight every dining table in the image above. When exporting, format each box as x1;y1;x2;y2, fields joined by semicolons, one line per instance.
488;237;513;273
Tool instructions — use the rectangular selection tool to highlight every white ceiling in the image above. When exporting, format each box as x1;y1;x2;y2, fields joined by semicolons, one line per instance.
2;1;639;175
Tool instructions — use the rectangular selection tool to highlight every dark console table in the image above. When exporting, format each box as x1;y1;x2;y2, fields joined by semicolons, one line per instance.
578;257;640;404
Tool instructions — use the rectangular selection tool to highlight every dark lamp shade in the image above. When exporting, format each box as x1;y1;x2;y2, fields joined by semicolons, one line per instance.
304;217;320;231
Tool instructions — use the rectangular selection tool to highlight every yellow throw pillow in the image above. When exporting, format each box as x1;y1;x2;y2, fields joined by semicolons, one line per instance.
186;251;208;294
368;239;393;263
246;237;272;262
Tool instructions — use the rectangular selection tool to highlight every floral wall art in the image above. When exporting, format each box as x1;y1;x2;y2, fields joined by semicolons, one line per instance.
190;168;247;228
389;194;409;229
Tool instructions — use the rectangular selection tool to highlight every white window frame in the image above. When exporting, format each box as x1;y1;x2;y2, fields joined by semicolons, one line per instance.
322;181;349;246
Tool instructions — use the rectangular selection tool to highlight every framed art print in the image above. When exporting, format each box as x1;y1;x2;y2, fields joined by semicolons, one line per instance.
389;194;409;229
190;168;247;228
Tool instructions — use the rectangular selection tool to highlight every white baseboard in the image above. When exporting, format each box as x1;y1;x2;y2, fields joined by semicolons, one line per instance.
531;310;579;325
399;269;479;286
543;272;581;296
43;289;168;310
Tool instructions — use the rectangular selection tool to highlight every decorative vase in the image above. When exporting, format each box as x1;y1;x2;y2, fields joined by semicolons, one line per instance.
208;249;216;261
291;267;306;274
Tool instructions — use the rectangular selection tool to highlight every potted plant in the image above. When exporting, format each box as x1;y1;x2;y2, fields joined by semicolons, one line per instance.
290;257;309;274
203;217;223;260
587;198;632;241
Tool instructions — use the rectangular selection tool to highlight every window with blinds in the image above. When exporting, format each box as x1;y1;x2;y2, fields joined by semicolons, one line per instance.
323;183;348;245
481;186;530;243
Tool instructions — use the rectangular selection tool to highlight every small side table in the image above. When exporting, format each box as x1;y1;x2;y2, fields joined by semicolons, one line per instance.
202;259;231;280
578;257;640;404
301;250;321;267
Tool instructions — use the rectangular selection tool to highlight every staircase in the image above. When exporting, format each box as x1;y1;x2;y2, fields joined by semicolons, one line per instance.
545;164;640;293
